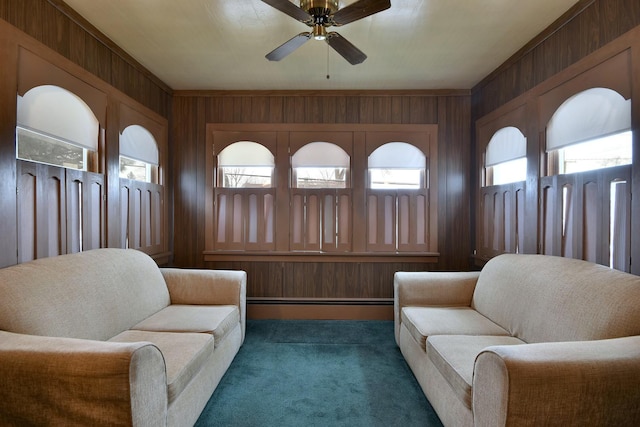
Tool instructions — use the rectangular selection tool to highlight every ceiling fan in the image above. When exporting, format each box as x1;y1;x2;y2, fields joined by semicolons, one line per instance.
262;0;391;65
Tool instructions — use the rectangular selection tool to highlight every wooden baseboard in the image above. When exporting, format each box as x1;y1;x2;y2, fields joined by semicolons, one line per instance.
247;303;393;320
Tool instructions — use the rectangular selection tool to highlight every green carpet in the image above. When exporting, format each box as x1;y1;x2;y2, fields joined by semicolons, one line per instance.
195;320;443;427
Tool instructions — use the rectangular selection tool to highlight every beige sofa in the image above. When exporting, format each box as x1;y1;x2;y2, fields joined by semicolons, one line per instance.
0;248;246;427
394;254;640;427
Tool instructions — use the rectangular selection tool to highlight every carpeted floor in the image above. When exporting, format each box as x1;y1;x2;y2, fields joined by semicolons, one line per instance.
195;319;443;427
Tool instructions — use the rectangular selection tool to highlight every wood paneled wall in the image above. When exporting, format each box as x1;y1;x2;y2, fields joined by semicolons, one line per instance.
7;0;637;306
0;1;172;268
0;0;171;117
471;0;640;275
472;0;640;118
171;92;472;301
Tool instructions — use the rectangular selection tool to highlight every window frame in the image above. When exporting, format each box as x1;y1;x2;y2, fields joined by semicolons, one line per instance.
291;141;351;189
204;124;438;259
545;87;632;177
118;103;169;258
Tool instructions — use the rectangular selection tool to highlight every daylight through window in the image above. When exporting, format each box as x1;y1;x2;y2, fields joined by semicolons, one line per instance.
484;126;527;186
16;85;99;171
546;88;632;175
218;141;274;188
119;124;159;182
368;142;425;189
292;142;349;189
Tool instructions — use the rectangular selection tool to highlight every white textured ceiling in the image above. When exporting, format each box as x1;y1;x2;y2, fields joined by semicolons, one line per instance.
62;0;581;91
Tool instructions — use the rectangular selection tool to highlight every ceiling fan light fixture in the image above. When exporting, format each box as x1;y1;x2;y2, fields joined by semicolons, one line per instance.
313;24;327;40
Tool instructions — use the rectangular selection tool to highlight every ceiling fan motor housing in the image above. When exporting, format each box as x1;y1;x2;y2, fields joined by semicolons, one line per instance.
300;0;339;24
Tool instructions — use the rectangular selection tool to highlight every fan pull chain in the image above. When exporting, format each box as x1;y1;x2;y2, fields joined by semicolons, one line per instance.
326;44;330;80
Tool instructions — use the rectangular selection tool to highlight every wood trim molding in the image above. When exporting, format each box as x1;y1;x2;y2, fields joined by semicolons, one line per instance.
174;89;471;98
247;300;394;320
203;252;439;263
207;123;439;133
204;122;440;259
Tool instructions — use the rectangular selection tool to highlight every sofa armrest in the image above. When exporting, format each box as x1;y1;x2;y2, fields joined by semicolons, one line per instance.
161;268;247;339
473;336;640;426
393;271;480;345
0;330;167;426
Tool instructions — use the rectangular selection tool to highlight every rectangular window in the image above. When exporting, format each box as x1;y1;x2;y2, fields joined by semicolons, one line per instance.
551;131;632;175
294;167;347;189
369;169;422;189
17;126;86;171
487;157;527;186
220;166;274;188
120;156;151;182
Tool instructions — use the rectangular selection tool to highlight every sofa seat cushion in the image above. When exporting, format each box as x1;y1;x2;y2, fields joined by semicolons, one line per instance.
402;307;510;350
131;305;239;348
427;335;525;408
109;330;214;404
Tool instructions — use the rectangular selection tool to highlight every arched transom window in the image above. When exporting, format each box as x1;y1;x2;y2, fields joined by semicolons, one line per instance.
119;124;159;183
291;142;350;189
218;141;275;188
16;85;99;171
368;142;425;189
546;87;632;175
485;126;527;186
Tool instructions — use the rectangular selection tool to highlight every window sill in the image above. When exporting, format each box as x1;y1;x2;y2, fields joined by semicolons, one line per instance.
203;251;439;263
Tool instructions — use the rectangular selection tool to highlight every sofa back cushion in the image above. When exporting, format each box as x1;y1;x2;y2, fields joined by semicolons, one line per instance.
0;248;170;341
472;254;640;343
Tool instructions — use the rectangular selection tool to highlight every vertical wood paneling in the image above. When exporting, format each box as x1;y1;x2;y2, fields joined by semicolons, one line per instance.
83;33;112;84
1;3;170;267
358;96;374;122
176;91;469;300
472;0;640;274
303;97;321;123
67;20;85;66
324;96;337;123
268;97;284;123
16;162;67;261
437;95;472;270
373;96;392;123
631;42;640;275
0;0;170;117
171;96;201;266
344;96;361;123
195;96;208;264
284;96;306;122
175;93;470;298
473;0;640;117
390;96;403;124
245;261;284;297
0;29;18;267
17;169;36;263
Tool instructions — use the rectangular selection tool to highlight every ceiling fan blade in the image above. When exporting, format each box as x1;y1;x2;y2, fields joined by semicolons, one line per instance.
326;32;367;65
261;0;311;23
266;32;312;61
331;0;391;26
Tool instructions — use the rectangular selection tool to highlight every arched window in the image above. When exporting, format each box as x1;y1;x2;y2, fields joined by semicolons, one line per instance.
546;87;632;175
16;85;99;171
218;141;275;188
119;125;159;183
291;142;349;188
368;142;425;189
485;126;527;186
541;87;632;271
